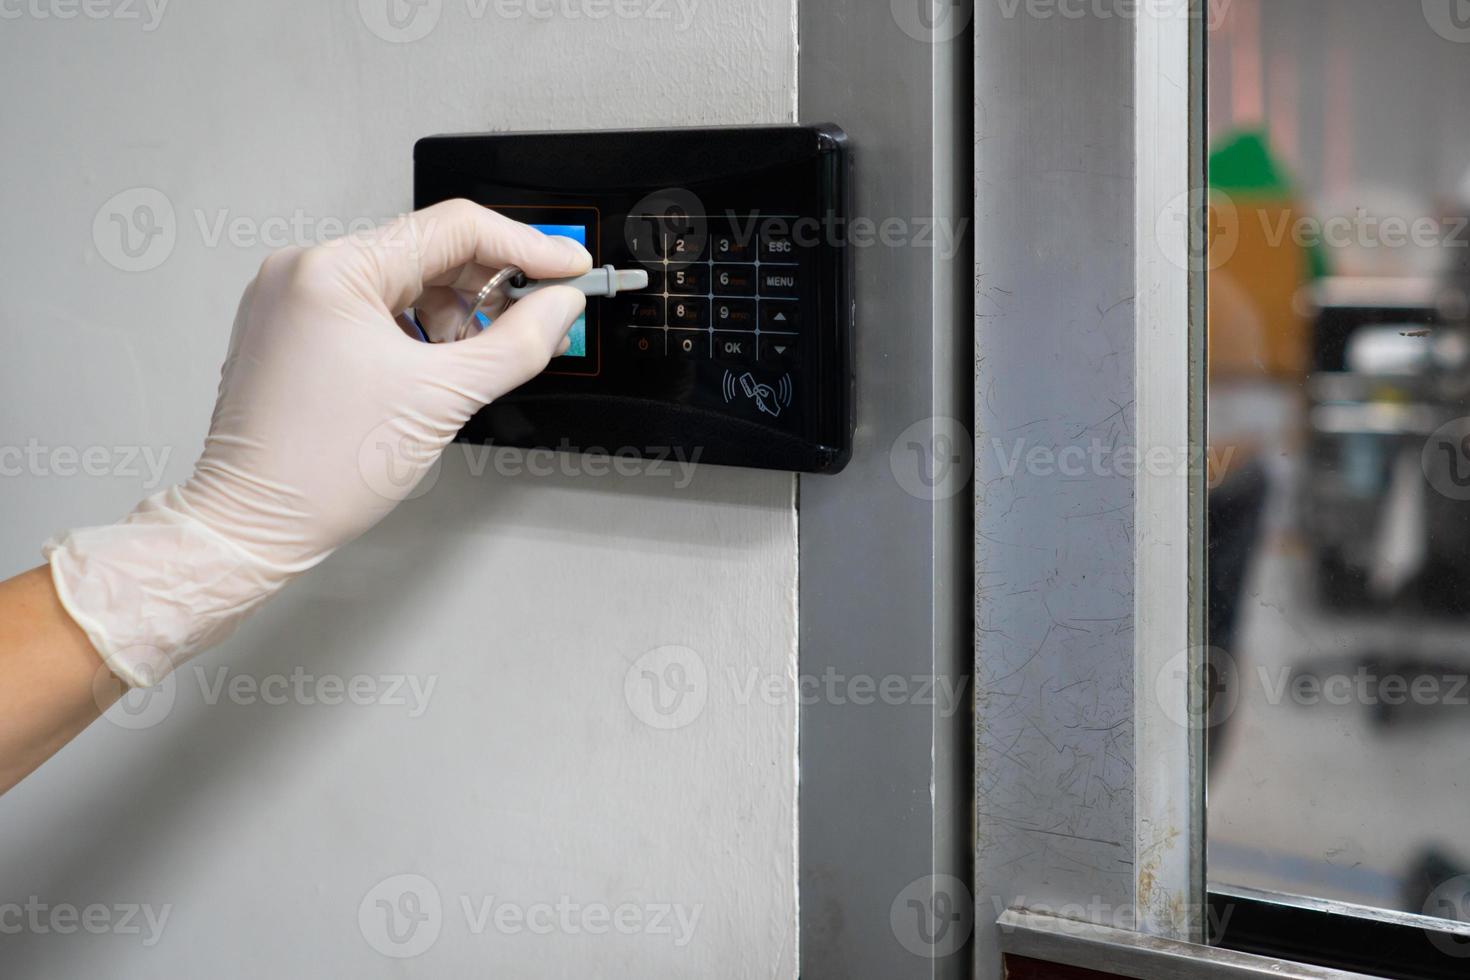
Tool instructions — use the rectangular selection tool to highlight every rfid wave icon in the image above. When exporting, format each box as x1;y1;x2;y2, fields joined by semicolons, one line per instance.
723;370;793;419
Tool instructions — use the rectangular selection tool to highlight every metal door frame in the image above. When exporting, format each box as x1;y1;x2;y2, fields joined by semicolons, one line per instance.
795;0;1224;977
797;0;975;977
971;0;1208;976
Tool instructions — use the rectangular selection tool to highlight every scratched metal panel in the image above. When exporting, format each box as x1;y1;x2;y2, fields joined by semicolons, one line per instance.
1132;1;1208;942
798;1;975;977
972;6;1141;978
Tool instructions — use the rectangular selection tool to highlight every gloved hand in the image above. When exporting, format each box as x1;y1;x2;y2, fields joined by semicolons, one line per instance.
44;200;591;688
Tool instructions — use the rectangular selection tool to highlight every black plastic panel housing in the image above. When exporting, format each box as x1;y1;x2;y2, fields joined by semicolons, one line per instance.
414;125;853;474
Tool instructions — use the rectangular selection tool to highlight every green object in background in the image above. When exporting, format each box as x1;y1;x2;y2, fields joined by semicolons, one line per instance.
1209;128;1329;279
1210;129;1293;195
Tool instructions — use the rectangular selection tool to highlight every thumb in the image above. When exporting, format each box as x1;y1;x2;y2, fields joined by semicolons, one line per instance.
433;285;587;413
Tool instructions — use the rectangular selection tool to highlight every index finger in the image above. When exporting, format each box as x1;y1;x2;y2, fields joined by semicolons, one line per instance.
361;199;593;312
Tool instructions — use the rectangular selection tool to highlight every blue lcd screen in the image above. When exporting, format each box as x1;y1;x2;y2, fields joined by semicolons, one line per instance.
528;223;587;358
472;221;589;359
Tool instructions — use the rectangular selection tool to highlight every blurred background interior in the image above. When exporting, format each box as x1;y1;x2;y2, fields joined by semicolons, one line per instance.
1207;0;1470;922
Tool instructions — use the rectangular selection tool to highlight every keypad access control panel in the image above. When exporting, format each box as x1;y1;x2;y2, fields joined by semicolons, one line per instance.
414;125;852;474
620;217;803;367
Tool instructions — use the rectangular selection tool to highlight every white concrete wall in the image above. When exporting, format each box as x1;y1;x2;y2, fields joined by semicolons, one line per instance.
0;3;798;976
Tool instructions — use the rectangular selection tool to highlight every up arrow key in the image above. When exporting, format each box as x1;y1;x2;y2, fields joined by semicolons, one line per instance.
762;304;798;331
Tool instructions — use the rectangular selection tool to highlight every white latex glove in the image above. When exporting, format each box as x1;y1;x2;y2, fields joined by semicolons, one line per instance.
45;200;591;688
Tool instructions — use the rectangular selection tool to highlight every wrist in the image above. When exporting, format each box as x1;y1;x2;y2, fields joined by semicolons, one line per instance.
44;487;294;688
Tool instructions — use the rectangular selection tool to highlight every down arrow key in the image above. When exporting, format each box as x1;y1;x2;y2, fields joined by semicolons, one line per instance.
759;335;799;364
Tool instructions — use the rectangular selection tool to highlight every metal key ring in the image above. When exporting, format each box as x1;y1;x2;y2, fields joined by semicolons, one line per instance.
454;265;526;342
